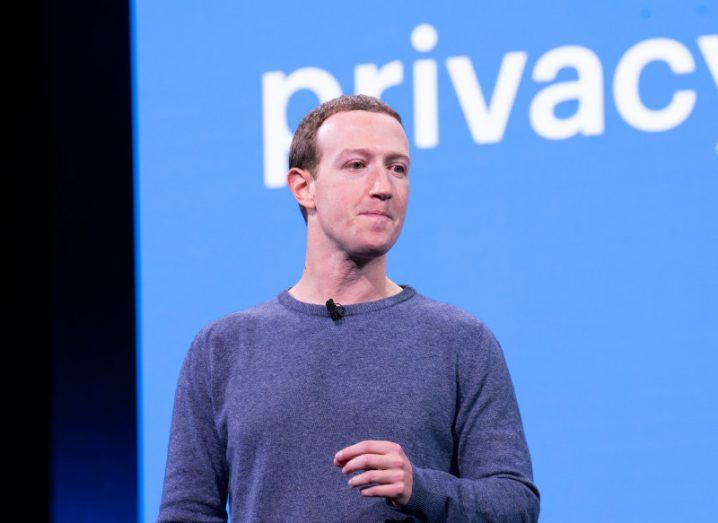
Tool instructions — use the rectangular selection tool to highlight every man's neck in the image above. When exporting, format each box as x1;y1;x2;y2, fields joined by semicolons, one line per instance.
288;251;403;305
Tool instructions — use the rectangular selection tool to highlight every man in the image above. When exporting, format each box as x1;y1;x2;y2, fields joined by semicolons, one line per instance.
159;95;539;522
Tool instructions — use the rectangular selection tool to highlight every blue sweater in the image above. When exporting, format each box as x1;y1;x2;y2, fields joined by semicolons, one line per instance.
159;286;539;522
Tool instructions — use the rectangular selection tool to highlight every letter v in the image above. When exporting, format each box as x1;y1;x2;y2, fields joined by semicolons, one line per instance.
697;35;718;88
446;52;527;143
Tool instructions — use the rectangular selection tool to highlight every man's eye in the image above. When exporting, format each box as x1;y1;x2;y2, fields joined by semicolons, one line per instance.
391;164;407;174
348;161;364;169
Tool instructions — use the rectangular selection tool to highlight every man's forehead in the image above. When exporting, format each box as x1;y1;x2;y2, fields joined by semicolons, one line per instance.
320;109;402;131
316;110;409;153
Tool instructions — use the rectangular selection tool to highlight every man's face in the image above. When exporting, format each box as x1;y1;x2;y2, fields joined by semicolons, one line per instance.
308;110;410;260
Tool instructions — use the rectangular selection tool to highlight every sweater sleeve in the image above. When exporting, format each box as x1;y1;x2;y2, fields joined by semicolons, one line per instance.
398;322;540;522
158;327;229;523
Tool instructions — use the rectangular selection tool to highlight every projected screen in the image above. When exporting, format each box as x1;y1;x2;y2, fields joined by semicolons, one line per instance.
133;1;717;521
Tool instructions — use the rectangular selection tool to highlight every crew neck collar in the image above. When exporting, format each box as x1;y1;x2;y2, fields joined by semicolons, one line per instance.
277;285;416;317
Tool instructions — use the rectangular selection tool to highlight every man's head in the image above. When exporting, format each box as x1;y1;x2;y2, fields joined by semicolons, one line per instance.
287;96;410;261
289;95;402;223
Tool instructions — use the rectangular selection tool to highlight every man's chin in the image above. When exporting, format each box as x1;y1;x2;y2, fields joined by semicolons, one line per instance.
348;243;393;263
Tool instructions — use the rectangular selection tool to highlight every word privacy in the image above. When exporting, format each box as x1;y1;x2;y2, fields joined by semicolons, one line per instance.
262;25;718;188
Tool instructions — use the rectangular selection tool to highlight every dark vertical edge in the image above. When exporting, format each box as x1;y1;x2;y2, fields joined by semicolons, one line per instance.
41;0;137;521
9;0;51;520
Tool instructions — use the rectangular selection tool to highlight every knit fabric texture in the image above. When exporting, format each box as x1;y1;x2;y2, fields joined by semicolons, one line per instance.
158;285;539;522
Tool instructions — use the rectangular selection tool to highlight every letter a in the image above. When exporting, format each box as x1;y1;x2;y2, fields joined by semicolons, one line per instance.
530;46;604;140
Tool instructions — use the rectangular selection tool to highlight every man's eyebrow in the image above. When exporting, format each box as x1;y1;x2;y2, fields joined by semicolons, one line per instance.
336;148;411;164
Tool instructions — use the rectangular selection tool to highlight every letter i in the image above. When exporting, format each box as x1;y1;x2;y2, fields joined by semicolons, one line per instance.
412;24;439;148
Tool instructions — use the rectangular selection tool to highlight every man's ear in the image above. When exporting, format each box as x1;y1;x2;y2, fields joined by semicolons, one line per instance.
287;167;316;211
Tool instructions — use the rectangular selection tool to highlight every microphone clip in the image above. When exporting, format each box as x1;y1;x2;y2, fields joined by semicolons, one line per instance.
325;298;345;322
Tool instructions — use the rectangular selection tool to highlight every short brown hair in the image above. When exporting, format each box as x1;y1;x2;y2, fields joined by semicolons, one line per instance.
289;95;403;223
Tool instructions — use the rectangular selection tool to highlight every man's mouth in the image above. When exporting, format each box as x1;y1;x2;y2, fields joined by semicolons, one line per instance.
361;211;391;219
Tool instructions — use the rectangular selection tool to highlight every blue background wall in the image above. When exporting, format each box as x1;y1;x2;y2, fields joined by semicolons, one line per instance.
134;2;717;521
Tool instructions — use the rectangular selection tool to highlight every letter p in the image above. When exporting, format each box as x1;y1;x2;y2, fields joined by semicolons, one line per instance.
261;68;342;188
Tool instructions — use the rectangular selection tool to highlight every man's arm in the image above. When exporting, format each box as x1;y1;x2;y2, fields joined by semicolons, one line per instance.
158;328;229;523
336;323;539;522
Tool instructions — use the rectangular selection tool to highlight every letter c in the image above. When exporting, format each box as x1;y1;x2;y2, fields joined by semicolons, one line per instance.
614;38;696;132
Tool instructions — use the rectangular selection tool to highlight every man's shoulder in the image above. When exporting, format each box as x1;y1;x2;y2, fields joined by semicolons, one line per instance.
410;289;490;332
191;292;284;343
409;290;504;365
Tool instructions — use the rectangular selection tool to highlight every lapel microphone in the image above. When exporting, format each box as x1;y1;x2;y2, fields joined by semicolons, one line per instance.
325;299;344;321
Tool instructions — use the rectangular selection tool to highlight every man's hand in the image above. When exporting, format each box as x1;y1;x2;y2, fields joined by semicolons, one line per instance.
333;440;413;507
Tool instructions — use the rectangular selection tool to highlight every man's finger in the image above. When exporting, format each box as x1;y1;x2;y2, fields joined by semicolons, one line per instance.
334;440;398;461
340;453;390;475
357;483;407;500
341;453;403;475
347;468;404;488
334;440;401;465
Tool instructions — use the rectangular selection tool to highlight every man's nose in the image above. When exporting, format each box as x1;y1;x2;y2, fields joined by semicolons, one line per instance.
368;165;393;200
